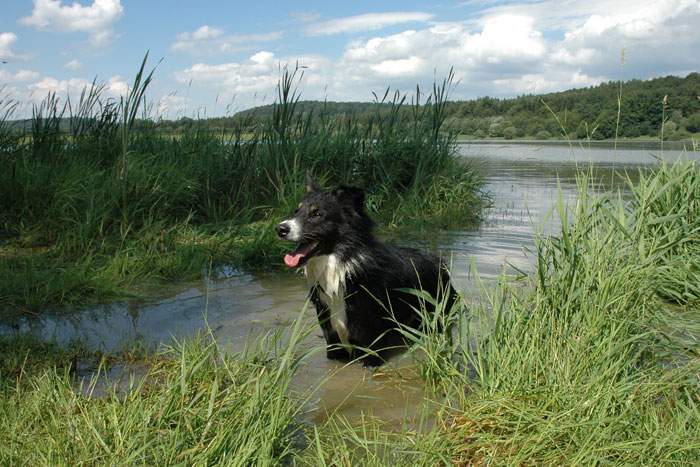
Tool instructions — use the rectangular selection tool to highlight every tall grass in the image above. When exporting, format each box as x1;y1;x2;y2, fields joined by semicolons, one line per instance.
0;307;314;465
1;162;698;464
0;58;485;313
426;161;700;464
298;161;699;464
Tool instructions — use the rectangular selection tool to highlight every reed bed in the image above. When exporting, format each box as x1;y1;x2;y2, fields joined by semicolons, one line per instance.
0;59;484;313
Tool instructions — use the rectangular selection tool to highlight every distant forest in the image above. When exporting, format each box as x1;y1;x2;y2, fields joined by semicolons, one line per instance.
163;73;700;140
12;73;700;141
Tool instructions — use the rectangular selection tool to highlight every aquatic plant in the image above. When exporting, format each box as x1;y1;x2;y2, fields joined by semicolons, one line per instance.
0;57;485;313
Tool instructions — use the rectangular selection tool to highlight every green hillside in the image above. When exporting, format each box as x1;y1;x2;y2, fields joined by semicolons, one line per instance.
158;72;700;141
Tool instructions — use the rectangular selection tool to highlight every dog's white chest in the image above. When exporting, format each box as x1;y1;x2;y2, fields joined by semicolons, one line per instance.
304;254;350;346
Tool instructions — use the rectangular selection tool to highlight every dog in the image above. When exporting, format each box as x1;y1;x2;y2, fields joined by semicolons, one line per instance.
276;176;457;366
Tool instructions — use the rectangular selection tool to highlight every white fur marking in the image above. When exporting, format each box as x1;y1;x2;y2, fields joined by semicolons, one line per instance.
305;254;364;348
281;218;302;242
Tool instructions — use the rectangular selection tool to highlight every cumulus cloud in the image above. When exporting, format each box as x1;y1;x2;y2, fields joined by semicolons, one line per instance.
27;76;92;100
20;0;124;45
0;32;19;60
176;51;332;106
305;12;434;35
173;1;700;110
492;71;608;94
105;75;128;96
25;74;127;104
0;69;40;82
157;94;189;118
336;15;547;90
171;25;282;55
474;0;700;77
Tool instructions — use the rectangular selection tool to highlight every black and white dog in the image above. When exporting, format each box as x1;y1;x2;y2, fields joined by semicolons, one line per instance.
276;177;456;366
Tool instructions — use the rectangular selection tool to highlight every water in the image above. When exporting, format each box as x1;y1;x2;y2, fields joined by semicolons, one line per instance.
3;142;698;422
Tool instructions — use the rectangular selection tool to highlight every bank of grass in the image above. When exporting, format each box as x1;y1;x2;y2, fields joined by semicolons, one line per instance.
2;161;698;464
0;60;485;314
427;160;700;464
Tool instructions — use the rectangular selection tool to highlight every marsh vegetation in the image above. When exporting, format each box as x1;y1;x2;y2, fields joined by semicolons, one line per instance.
1;56;698;464
1;161;698;464
0;59;484;314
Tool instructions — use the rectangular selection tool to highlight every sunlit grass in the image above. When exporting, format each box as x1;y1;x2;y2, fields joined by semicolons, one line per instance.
1;162;698;464
0;59;485;313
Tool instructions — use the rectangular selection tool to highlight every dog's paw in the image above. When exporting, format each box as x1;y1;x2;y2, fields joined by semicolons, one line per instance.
326;346;349;361
361;354;385;368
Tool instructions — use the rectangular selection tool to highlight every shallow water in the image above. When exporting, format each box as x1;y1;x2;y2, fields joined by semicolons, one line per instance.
3;142;699;423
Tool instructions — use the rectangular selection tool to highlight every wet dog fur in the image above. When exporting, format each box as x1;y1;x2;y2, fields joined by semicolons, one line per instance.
276;176;456;366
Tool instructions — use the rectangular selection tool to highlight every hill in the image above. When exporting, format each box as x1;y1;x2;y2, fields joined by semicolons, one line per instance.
174;73;698;141
9;73;700;141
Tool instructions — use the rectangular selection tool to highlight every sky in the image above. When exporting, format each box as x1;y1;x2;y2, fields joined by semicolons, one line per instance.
1;0;699;119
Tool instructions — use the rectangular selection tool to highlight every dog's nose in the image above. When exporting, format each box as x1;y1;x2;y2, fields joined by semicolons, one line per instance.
276;222;290;238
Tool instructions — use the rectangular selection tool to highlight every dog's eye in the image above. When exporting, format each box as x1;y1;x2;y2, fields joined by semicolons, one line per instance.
311;209;322;218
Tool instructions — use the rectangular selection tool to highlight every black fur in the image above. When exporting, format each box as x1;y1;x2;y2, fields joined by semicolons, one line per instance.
277;178;457;366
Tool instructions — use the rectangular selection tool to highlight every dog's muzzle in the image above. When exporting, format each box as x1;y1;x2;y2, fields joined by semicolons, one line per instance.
276;219;301;241
275;222;290;239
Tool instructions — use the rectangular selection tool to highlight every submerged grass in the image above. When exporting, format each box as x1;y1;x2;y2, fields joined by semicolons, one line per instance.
0;60;485;314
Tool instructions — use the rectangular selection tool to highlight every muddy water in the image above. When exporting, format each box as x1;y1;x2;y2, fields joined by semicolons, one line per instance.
3;143;699;423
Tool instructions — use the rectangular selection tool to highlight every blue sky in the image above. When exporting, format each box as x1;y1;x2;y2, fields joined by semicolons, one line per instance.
2;0;699;118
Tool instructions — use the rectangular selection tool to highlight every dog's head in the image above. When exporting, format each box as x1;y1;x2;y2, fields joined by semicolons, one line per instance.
276;175;370;268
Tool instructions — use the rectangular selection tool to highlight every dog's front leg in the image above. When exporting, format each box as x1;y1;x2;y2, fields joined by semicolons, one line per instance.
310;289;348;360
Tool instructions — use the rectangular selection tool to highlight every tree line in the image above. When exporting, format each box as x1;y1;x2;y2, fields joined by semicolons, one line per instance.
11;72;700;141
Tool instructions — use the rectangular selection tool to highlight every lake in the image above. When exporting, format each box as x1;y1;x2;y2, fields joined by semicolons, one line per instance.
3;142;698;423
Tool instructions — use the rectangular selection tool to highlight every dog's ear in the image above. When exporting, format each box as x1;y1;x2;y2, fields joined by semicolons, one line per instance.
306;173;320;193
333;185;365;213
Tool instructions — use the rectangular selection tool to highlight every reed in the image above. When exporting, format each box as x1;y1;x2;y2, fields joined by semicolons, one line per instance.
0;58;485;313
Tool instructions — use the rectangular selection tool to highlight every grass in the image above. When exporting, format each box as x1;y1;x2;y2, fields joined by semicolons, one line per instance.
0;59;485;314
0;307;314;465
1;161;697;464
429;160;700;464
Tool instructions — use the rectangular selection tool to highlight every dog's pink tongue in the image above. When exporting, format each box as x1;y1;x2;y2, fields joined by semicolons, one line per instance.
284;243;315;268
284;252;304;268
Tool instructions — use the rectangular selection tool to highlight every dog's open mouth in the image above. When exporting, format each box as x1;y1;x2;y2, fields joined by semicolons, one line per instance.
283;241;318;268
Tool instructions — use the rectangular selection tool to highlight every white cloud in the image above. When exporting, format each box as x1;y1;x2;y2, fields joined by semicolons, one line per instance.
459;15;546;63
492;71;608;94
0;32;19;59
157;94;188;118
189;25;223;41
171;25;282;55
370;57;424;77
105;75;128;96
175;51;331;106
336;16;547;88
20;0;124;45
26;74;127;103
64;59;82;70
27;76;92;100
0;69;40;82
305;12;434;36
